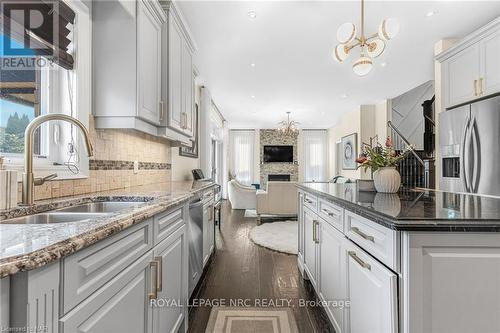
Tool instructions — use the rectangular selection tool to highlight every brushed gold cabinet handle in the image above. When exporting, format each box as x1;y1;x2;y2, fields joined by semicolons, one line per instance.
312;220;317;242
479;77;484;95
351;226;375;242
148;260;158;300
154;256;162;292
348;251;371;270
474;79;478;96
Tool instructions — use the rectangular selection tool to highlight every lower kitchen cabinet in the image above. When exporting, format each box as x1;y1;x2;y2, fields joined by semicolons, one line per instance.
303;207;319;289
345;241;398;333
318;220;346;333
152;225;188;333
60;253;154;333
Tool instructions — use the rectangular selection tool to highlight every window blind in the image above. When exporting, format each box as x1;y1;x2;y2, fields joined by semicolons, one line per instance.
1;0;75;69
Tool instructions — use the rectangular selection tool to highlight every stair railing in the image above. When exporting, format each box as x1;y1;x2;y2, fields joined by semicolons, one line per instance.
387;121;425;167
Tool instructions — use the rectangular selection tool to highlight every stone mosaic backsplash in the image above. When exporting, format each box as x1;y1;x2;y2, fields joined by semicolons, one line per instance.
15;116;173;202
259;129;299;188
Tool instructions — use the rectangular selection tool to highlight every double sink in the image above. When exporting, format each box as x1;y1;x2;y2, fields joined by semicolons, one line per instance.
3;201;147;225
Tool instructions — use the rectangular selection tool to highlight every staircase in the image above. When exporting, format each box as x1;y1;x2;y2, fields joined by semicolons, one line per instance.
388;121;434;189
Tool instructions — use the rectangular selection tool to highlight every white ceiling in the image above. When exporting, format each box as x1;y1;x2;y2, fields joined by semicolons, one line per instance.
177;1;500;129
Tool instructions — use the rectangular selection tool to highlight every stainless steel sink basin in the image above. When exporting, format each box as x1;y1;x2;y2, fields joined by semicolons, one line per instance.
2;213;108;224
56;201;145;213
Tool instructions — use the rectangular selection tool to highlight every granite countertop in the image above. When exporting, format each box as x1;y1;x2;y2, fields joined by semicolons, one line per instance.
0;181;218;278
297;182;500;232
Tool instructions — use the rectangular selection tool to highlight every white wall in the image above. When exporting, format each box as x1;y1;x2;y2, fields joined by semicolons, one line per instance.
328;104;388;180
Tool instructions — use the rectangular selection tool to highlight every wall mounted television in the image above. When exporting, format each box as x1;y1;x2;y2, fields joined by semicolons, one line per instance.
263;145;293;163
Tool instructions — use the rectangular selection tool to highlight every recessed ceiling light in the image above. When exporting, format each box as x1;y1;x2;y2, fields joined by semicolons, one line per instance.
340;93;348;99
247;11;257;19
251;95;255;99
250;62;256;67
380;62;387;67
426;10;438;17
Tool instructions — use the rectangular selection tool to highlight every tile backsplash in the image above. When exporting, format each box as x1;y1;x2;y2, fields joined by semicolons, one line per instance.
17;116;172;201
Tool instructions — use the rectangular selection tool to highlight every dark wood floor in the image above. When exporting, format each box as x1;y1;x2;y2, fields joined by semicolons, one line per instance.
188;201;334;333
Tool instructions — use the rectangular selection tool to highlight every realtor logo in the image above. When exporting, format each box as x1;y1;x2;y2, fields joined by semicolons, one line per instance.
1;1;59;57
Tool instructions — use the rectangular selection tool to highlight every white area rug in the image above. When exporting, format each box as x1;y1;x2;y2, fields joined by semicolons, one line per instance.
249;221;298;255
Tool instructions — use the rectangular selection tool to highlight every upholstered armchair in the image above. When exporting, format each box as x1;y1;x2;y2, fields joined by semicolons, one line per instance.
227;180;257;210
256;181;298;216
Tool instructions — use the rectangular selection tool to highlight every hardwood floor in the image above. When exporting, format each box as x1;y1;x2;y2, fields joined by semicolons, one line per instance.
188;201;335;333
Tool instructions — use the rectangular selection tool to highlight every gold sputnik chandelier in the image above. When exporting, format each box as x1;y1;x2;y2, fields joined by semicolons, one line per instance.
333;0;399;76
277;112;299;136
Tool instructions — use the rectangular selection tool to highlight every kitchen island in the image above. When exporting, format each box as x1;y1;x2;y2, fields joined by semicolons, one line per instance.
297;182;500;333
0;181;218;333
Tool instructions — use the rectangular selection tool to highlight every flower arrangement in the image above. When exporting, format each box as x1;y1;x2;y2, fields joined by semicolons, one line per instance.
355;137;413;172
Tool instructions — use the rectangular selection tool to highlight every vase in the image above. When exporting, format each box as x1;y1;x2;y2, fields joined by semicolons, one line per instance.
373;167;401;193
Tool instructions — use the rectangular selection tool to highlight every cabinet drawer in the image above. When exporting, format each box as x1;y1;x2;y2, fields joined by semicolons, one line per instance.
62;220;153;313
154;206;185;245
303;193;318;212
344;211;399;271
318;198;344;232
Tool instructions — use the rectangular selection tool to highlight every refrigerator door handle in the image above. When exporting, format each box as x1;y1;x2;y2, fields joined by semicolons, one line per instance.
461;116;471;193
470;117;481;193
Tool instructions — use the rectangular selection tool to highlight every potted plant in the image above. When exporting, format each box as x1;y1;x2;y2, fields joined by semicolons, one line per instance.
355;137;412;193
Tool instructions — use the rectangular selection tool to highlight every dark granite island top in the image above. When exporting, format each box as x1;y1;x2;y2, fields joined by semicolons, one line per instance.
0;181;218;278
297;183;500;232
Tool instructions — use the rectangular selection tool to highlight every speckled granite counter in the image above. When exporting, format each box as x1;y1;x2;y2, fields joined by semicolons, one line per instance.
298;183;500;232
0;181;217;278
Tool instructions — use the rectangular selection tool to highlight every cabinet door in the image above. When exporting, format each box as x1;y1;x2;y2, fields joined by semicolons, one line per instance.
444;43;480;108
167;15;184;132
181;41;194;137
303;207;319;289
319;221;346;333
346;242;398;333
60;253;154;333
202;203;210;267
480;31;500;96
152;225;188;333
137;1;162;125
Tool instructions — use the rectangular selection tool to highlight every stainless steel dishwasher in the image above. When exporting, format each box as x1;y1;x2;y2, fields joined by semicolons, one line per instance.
188;197;204;297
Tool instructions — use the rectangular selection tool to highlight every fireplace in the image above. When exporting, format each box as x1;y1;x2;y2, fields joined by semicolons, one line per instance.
268;174;291;182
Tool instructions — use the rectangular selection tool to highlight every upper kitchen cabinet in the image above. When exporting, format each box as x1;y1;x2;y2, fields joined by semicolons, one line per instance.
438;17;500;109
93;0;166;136
160;2;197;137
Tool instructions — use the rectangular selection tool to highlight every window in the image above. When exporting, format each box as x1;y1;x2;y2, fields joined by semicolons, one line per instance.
231;130;255;185
0;0;91;179
303;130;328;182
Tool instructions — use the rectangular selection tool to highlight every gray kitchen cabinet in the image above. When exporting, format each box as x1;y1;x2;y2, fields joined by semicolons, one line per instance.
93;0;166;137
480;30;500;96
318;219;346;333
10;262;60;333
303;206;319;290
345;240;398;333
137;0;163;125
162;2;196;137
60;252;154;333
152;224;188;333
165;14;184;132
439;18;500;109
442;44;480;108
297;192;305;275
62;220;153;313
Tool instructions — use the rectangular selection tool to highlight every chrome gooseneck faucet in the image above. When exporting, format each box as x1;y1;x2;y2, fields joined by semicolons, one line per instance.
22;114;94;205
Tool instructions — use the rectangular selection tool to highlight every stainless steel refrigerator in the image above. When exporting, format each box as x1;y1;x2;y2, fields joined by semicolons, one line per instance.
439;95;500;196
